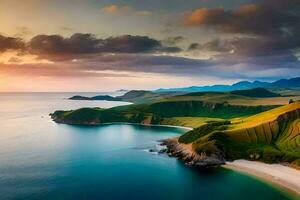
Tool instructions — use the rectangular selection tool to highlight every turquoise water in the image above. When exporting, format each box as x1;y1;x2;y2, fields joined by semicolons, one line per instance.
0;93;294;200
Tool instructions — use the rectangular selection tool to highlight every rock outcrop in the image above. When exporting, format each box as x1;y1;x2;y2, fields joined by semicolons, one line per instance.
160;138;225;168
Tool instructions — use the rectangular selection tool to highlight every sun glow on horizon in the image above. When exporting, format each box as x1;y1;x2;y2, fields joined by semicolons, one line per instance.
0;50;53;65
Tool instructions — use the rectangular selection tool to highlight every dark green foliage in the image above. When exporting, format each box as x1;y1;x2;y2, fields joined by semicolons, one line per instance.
51;100;276;126
262;147;284;163
179;92;224;97
147;101;276;118
193;140;221;156
207;133;258;160
179;121;230;144
62;108;102;124
230;88;281;98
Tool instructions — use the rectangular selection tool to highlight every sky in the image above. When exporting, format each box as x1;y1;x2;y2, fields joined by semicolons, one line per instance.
0;0;299;92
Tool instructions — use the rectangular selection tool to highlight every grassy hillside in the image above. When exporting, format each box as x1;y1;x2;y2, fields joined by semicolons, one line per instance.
51;94;300;167
51;100;277;125
119;90;164;103
178;102;300;167
168;91;300;106
160;117;225;128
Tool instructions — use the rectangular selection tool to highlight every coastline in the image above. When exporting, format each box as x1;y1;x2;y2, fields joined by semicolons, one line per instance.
161;135;300;198
53;119;193;131
112;122;193;131
224;160;300;197
52;117;300;197
160;137;225;168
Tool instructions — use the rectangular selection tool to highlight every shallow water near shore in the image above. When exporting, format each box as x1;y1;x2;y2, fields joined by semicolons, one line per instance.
0;93;295;200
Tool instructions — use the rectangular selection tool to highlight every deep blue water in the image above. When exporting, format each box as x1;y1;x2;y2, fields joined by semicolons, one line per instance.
0;93;295;199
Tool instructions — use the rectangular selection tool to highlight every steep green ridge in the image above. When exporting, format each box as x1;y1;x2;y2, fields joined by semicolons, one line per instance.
51;100;277;125
230;88;281;98
179;102;300;167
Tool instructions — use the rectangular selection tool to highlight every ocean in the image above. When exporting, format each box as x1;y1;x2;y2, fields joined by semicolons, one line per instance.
0;92;293;199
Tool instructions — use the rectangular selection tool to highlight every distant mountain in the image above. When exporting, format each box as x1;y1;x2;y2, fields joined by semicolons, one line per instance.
69;90;167;104
156;77;300;93
69;95;122;101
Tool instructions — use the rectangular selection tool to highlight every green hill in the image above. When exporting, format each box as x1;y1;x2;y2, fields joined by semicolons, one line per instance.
230;88;281;98
178;102;300;167
51;99;277;127
51;96;300;167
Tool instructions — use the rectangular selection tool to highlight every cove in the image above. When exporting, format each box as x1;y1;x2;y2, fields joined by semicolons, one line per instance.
0;93;294;200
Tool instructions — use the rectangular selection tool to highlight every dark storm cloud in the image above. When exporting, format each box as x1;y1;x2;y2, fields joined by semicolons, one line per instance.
189;34;300;57
62;53;217;76
183;0;300;35
161;36;185;46
27;33;181;57
185;0;300;59
0;35;25;52
188;39;231;52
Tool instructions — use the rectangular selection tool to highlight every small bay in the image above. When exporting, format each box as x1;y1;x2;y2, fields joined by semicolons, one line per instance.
0;93;294;200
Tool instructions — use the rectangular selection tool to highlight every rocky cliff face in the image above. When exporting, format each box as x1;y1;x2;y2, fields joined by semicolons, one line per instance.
160;138;225;168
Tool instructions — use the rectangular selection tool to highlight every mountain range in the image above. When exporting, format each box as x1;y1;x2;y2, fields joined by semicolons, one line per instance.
156;77;300;93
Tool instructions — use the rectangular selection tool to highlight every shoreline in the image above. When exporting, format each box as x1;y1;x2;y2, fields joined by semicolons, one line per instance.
53;119;193;131
224;160;300;198
109;122;193;131
160;137;225;168
52;118;300;197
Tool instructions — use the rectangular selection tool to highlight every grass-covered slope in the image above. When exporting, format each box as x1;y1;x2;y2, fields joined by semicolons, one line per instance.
51;100;277;126
167;90;297;106
179;102;300;167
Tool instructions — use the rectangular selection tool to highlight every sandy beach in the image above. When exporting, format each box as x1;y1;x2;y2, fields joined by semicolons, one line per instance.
224;160;300;197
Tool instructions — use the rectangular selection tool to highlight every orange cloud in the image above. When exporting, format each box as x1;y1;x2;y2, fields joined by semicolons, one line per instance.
183;4;257;27
183;7;225;26
102;4;122;14
102;4;152;16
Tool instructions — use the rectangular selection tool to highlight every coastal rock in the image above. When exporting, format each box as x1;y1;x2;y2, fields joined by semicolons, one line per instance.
160;138;225;168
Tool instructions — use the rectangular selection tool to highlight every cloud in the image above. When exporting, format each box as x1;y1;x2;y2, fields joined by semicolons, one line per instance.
188;39;231;53
25;33;181;60
184;0;300;61
183;7;226;28
1;44;299;82
183;1;300;35
102;4;152;16
102;5;121;14
161;36;185;46
0;35;25;52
